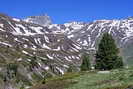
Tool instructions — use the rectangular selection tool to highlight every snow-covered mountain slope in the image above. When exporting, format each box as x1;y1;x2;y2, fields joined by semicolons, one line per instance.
0;14;82;89
47;19;133;64
49;19;133;48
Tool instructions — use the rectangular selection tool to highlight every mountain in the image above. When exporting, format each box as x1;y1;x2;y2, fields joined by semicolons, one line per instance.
47;19;133;65
24;14;52;26
0;14;82;89
0;13;133;88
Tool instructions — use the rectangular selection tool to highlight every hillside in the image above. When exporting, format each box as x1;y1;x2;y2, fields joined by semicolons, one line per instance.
0;14;82;89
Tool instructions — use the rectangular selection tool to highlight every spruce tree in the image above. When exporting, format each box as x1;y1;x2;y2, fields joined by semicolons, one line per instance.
95;33;123;70
67;65;73;73
80;54;91;71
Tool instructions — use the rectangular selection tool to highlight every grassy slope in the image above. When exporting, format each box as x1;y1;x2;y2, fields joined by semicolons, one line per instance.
66;72;110;89
66;69;133;89
31;68;133;89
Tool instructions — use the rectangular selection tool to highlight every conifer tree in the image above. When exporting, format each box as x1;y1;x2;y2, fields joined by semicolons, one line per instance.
80;54;91;71
95;33;123;70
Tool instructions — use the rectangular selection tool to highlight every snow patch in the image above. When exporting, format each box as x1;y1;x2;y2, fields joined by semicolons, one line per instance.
42;43;51;49
0;42;12;47
82;40;88;46
46;54;54;59
44;36;49;43
53;46;60;51
65;57;72;61
30;26;43;34
0;24;4;28
13;18;20;22
17;58;22;61
22;50;28;54
67;34;74;39
63;65;69;68
24;44;28;48
0;28;5;31
45;66;49;70
56;67;64;74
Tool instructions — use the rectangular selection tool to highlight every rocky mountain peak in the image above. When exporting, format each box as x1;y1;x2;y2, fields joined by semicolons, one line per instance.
24;14;52;26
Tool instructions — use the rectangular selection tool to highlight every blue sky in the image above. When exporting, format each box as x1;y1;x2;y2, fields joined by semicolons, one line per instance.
0;0;133;24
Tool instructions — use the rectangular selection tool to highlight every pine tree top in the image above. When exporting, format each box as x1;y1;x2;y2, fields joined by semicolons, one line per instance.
98;33;119;56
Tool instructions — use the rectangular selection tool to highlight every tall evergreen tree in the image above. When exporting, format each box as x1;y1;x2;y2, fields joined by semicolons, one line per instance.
80;54;91;71
95;33;123;70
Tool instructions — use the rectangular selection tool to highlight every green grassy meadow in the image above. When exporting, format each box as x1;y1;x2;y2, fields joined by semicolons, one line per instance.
31;68;133;89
